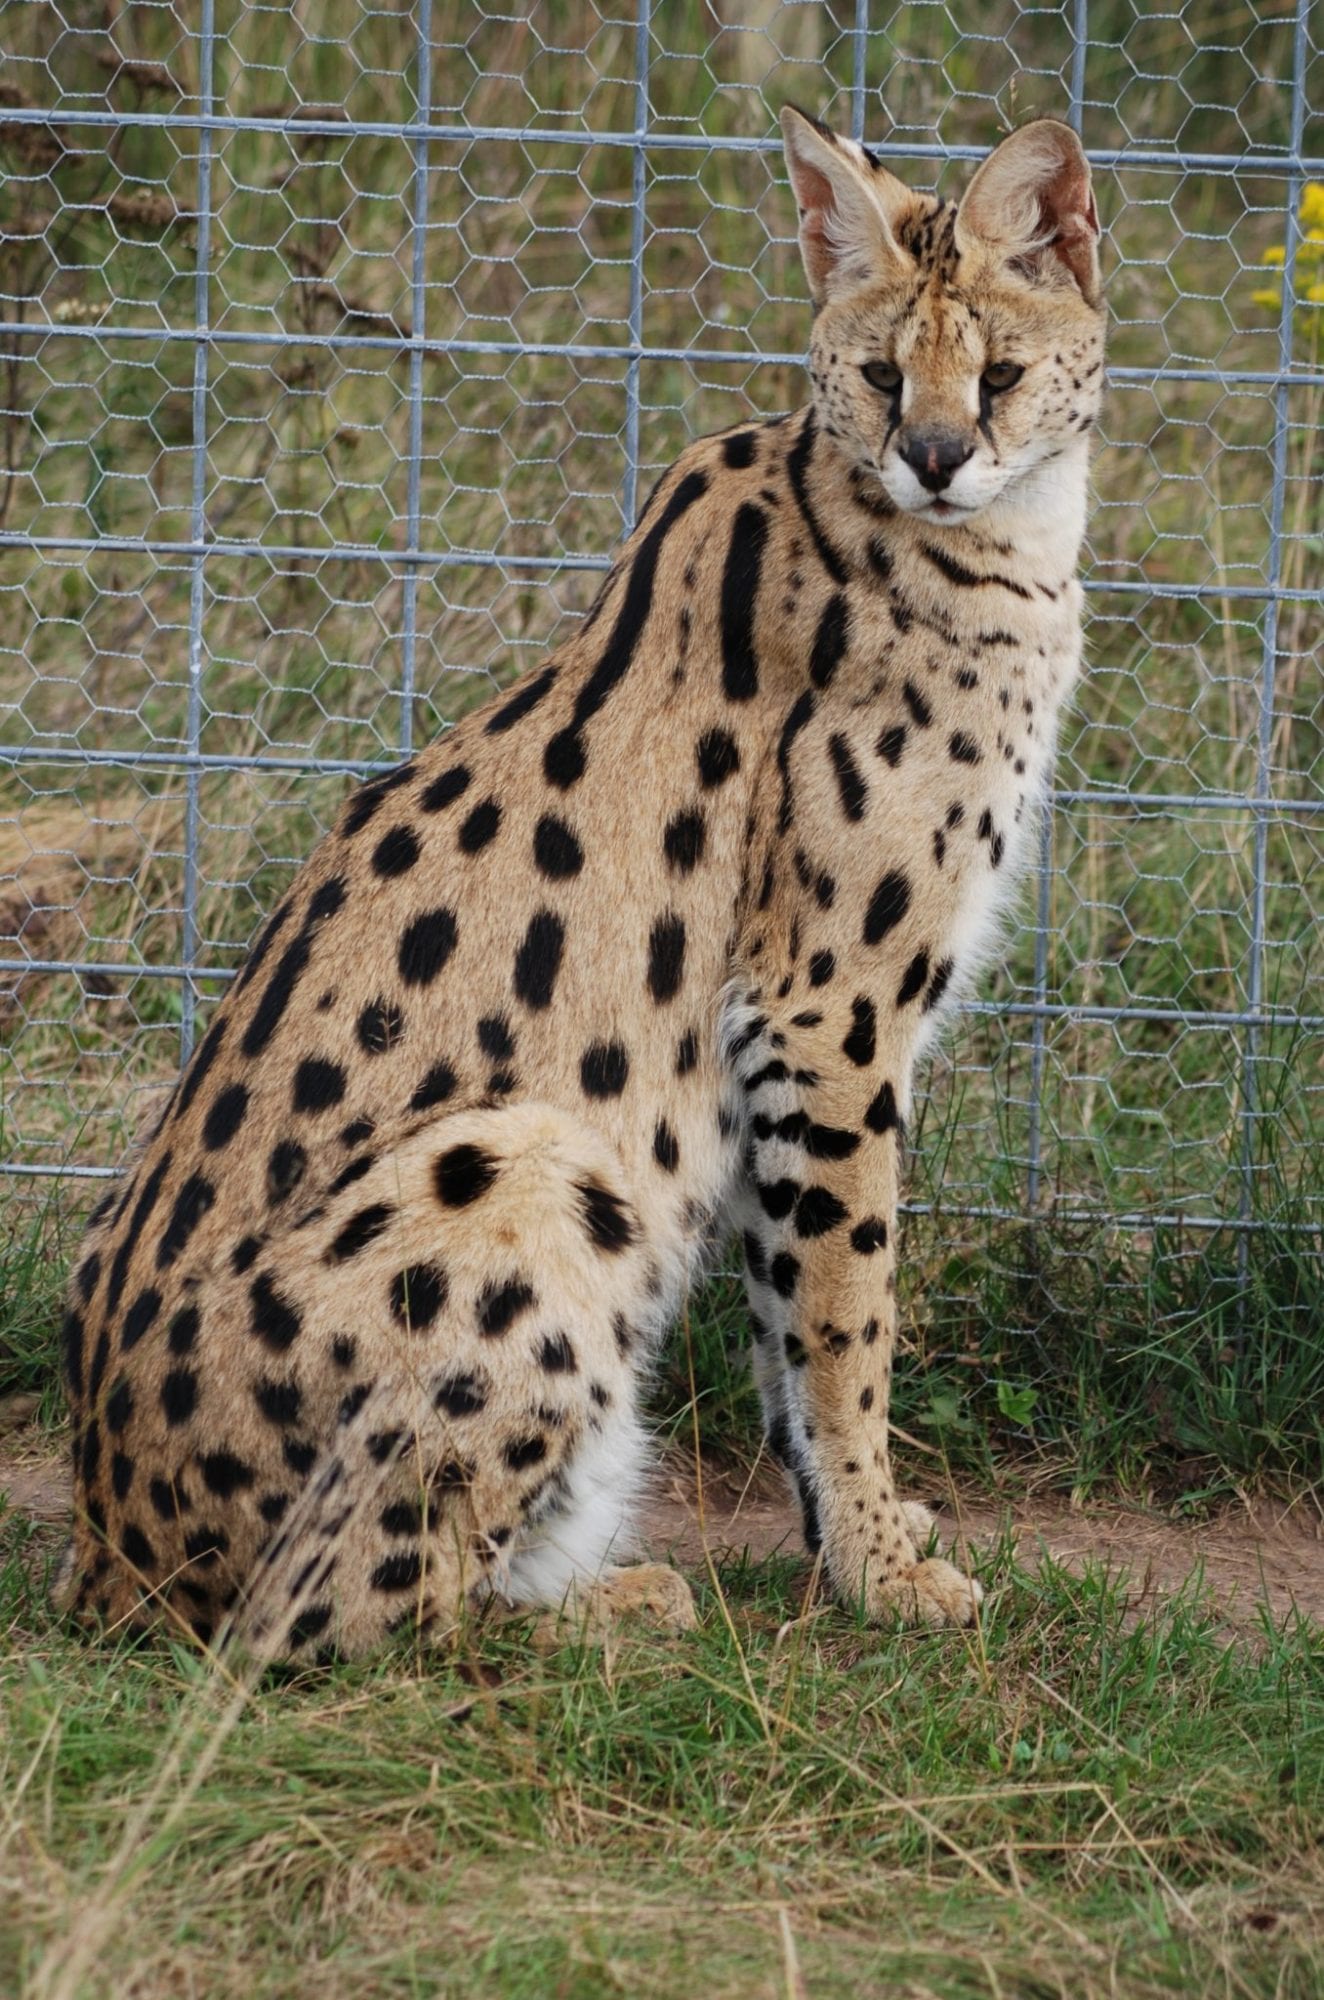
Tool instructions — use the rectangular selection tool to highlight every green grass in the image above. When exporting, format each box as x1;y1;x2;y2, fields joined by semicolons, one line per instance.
3;1501;1322;1999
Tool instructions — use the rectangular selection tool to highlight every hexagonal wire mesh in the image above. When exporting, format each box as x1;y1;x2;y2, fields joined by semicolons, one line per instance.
0;4;1319;1372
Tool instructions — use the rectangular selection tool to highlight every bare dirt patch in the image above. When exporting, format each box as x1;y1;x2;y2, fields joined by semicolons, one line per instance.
7;1414;1323;1632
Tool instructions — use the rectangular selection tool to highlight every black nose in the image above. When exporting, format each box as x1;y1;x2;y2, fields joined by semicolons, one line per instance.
898;432;974;494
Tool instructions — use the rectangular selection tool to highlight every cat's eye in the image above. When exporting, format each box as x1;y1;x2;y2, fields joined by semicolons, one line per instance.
982;361;1024;393
861;360;902;394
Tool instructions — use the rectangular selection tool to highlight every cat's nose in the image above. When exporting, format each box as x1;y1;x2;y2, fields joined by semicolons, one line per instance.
898;432;974;494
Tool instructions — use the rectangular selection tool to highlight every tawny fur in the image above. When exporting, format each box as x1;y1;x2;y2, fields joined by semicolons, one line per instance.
56;108;1104;1659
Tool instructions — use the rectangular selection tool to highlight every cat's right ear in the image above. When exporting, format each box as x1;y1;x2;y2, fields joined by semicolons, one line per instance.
780;105;910;308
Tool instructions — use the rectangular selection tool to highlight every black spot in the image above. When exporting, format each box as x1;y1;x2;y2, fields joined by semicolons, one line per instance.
758;1179;798;1221
924;957;955;1013
120;1523;154;1571
809;949;835;987
720;502;768;702
478;1279;536;1337
293;1058;347;1114
409;1062;457;1112
173;1019;227;1119
458;798;502;853
259;1491;291;1524
477;1016;516;1065
331;1335;357;1369
339;1382;371;1426
539;1332;577;1373
805;1122;860;1161
357;997;405;1055
433;1372;486;1418
796;1185;848;1238
902;681;932;728
580;1041;629;1098
863;870;911;946
533;815;584;880
389;1262;449;1330
663;808;706;875
828;734;868;822
507;907;565;1013
61;1310;84;1396
398;907;458;987
241;928;314;1060
850;1217;889;1254
80;1416;101;1487
770;1253;800;1299
809;593;849;688
696;728;740;789
380;1499;421;1537
876;722;907;766
434;1144;498;1207
743;1229;768;1283
149;1477;180;1521
254;1377;302;1426
267;1140;307;1205
231;1235;261;1274
184;1523;228;1566
157;1174;215;1270
307;876;351;926
647;913;686;1004
283;1438;318;1476
948;731;981;766
76;1253;100;1307
897;950;930;1007
105;1150;172;1317
722;428;756;469
249;1273;302;1352
326;1203;396;1263
106;1376;133;1434
121;1286;162;1352
371;1550;422;1593
288;1604;333;1646
167;1304;199;1355
486;664;557;734
199;1451;254;1499
202;1082;249;1151
504;1435;547;1472
372;823;421;877
653;1119;680;1173
419;765;471;813
111;1453;134;1503
843;996;876;1066
864;1081;899;1134
676;1028;699;1075
576;1178;635;1254
990;832;1005;868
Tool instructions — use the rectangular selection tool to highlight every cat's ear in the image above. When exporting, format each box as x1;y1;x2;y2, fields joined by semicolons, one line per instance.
781;104;910;307
956;120;1100;304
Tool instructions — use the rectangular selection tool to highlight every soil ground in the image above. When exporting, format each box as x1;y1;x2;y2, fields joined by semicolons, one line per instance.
5;1398;1322;1635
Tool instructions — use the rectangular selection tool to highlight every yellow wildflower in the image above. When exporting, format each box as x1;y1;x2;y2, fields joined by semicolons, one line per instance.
1261;244;1286;265
1300;182;1324;230
1305;282;1324;305
1251;286;1283;309
1298;230;1324;263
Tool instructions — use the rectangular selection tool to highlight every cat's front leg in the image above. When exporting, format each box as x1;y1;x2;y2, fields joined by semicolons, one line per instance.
734;999;981;1628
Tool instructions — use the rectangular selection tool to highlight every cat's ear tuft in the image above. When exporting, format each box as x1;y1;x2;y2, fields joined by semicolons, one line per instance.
955;120;1100;304
780;104;910;307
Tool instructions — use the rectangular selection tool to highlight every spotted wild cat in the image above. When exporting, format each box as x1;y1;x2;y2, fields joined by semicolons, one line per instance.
58;107;1104;1658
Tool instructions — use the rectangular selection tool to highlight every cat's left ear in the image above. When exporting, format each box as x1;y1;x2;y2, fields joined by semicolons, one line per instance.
955;120;1100;305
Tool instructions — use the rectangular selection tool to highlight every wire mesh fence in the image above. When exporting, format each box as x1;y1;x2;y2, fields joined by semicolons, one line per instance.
0;3;1320;1373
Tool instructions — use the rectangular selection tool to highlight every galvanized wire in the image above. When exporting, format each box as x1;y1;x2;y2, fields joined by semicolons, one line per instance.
0;2;1319;1301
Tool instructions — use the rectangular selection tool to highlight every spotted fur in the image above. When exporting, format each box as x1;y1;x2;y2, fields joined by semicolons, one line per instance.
57;108;1104;1657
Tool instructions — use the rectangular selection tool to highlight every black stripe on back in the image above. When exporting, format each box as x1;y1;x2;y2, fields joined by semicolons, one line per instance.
720;503;769;702
543;468;709;787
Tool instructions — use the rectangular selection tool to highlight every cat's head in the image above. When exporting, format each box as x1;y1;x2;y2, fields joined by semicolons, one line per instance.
781;106;1105;527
